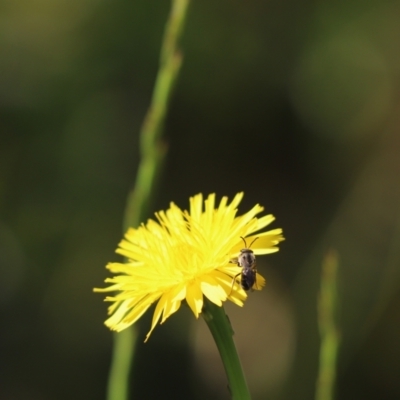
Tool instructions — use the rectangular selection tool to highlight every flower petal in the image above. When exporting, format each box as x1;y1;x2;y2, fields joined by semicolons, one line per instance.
145;292;169;342
200;274;226;306
161;284;187;323
254;272;266;290
105;293;159;332
186;280;203;318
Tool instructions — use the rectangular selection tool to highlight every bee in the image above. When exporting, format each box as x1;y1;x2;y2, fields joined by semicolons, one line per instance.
230;236;259;292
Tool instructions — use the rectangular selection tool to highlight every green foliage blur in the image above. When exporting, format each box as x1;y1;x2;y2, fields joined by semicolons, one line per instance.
1;1;400;399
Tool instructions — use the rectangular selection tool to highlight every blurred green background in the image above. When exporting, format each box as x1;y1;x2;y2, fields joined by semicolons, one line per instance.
1;0;400;399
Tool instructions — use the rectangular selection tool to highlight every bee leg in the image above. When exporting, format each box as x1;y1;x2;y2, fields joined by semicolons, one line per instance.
229;272;241;296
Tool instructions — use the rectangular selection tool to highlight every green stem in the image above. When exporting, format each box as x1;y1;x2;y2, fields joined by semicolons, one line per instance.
202;299;252;400
106;328;136;400
124;0;190;231
315;250;341;400
106;1;191;400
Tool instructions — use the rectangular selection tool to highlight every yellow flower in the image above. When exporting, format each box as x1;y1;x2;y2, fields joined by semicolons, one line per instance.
95;193;284;341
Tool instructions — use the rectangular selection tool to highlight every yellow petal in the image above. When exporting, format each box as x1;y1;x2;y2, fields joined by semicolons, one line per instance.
254;273;266;290
253;214;275;230
186;280;203;318
105;293;158;331
200;274;226;306
161;284;186;323
145;293;169;342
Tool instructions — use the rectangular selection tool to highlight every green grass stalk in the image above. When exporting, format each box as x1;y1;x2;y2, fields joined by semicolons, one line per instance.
106;1;191;400
315;250;341;400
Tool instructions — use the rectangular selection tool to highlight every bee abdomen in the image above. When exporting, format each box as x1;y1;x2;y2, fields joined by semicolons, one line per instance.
241;269;256;291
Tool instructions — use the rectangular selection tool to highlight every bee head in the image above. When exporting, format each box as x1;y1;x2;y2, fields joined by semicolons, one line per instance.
240;248;254;255
238;248;256;268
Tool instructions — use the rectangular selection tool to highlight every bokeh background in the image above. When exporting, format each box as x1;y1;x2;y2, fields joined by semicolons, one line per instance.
2;0;400;399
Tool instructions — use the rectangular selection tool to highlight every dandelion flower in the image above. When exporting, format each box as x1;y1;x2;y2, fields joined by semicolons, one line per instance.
95;193;284;341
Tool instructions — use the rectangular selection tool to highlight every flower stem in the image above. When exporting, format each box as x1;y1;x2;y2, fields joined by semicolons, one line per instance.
202;299;252;400
106;1;191;400
316;250;341;400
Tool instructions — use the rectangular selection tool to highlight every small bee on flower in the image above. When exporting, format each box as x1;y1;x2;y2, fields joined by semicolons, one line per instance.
230;237;259;292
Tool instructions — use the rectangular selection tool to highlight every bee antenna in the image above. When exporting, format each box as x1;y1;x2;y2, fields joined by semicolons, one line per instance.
240;236;247;247
248;237;259;248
